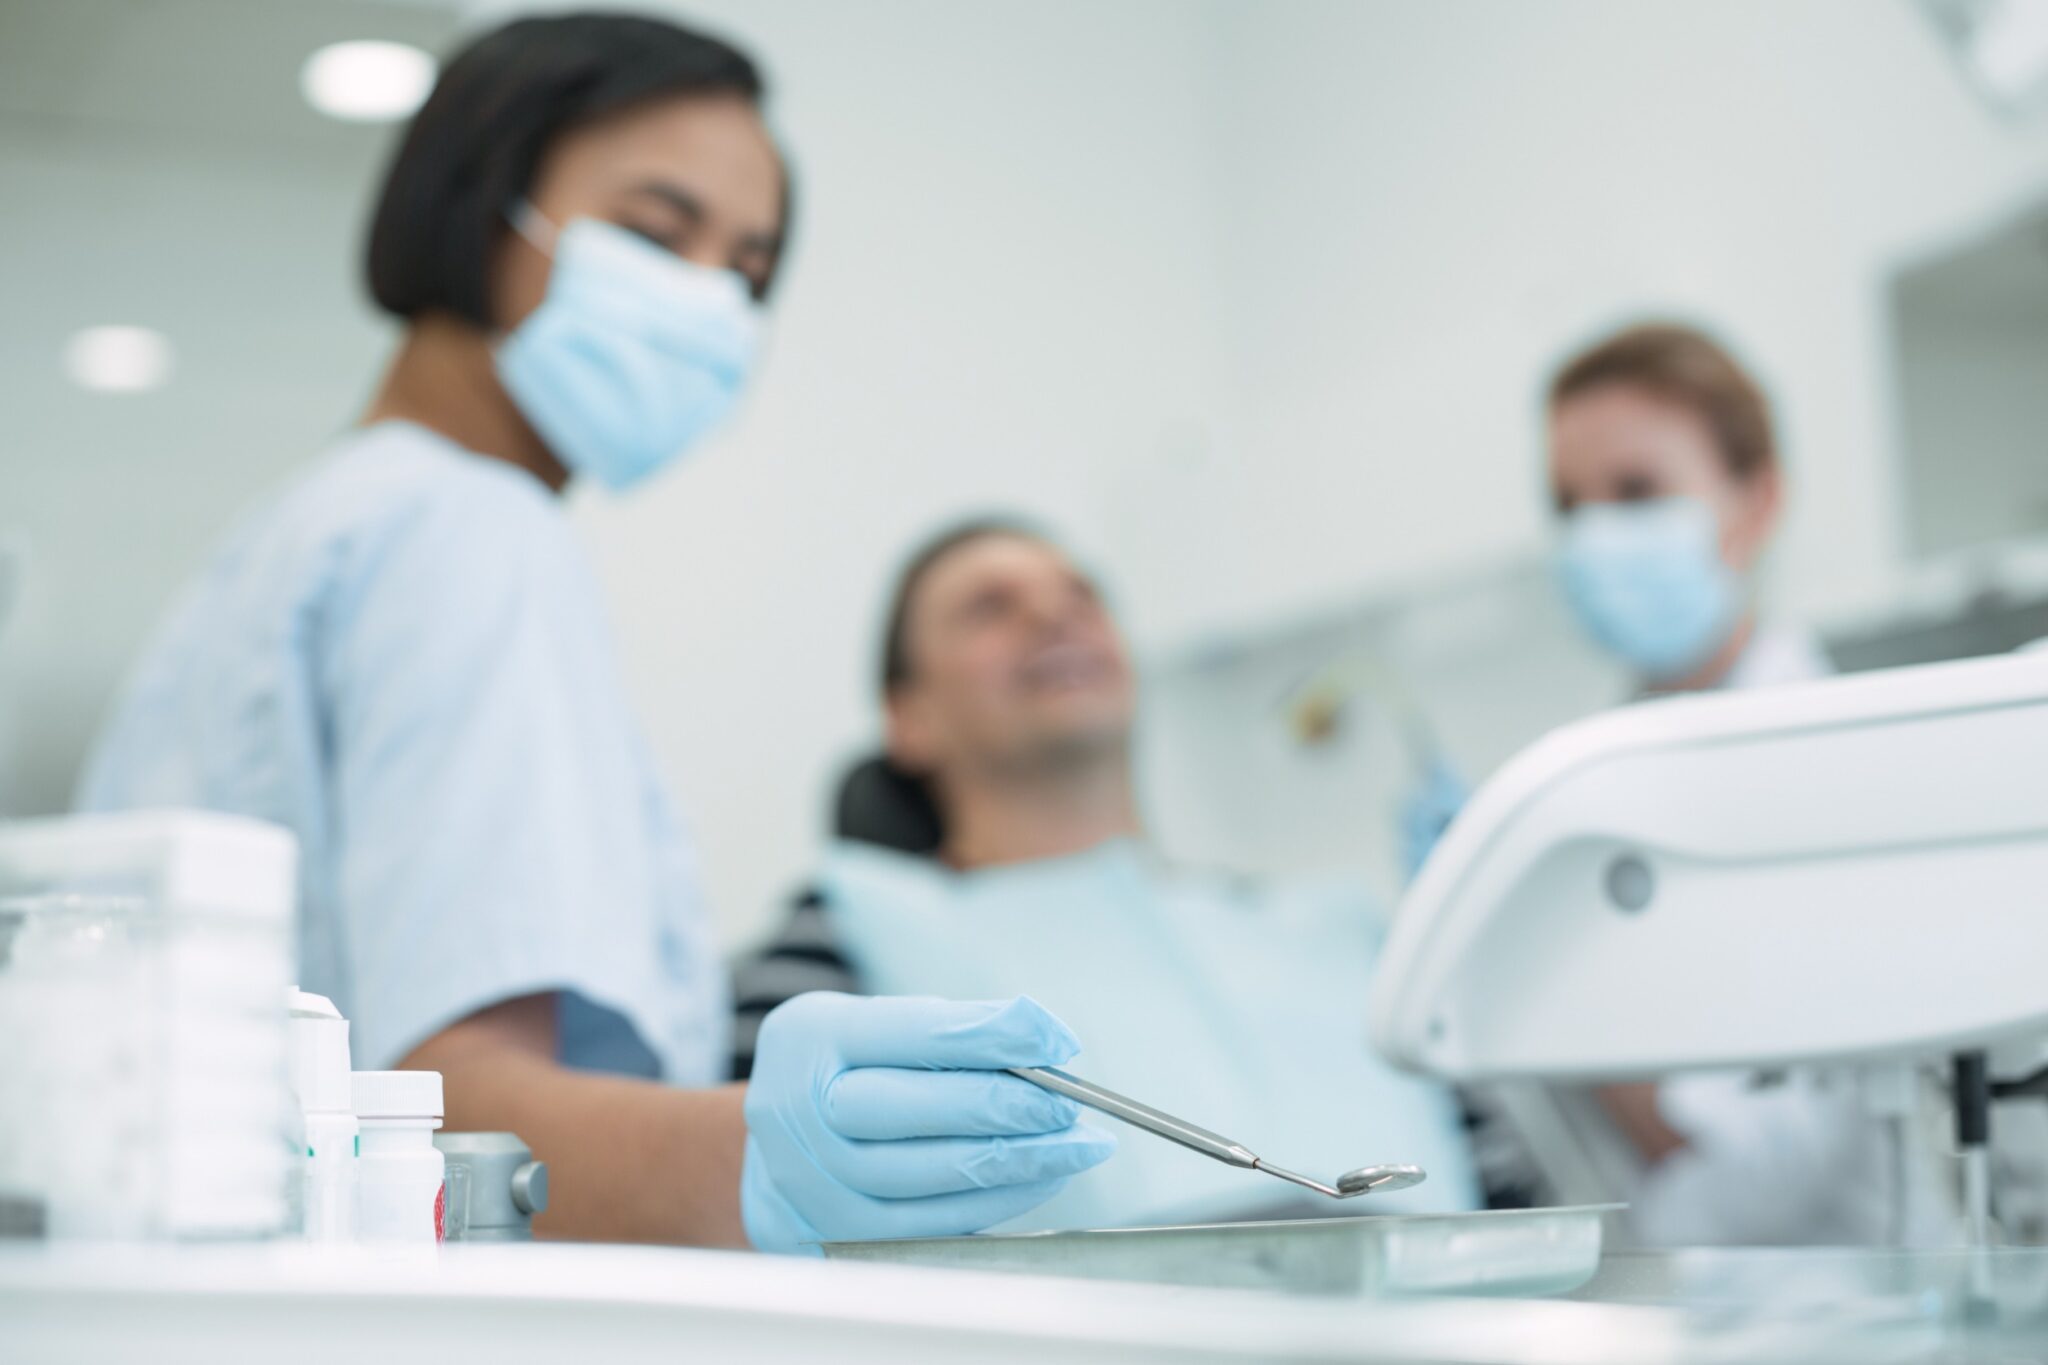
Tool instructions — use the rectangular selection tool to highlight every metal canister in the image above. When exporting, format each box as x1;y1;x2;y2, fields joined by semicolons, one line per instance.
433;1132;548;1242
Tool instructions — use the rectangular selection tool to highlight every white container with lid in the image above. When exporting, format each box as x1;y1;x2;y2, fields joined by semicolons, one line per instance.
0;812;295;1241
286;989;357;1241
351;1071;444;1244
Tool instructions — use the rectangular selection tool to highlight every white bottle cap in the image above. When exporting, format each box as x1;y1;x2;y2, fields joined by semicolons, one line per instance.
352;1070;444;1121
287;988;355;1113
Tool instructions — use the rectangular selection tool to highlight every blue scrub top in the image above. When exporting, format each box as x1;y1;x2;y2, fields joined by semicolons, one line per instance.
79;422;730;1081
818;838;1481;1231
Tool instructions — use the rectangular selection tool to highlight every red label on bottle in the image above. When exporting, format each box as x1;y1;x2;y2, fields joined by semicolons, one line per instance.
434;1181;447;1242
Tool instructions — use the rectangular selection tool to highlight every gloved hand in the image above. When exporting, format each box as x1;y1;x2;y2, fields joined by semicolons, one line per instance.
741;992;1117;1255
1399;755;1470;882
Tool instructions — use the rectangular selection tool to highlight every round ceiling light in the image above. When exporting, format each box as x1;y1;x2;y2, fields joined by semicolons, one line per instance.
63;326;174;393
300;40;436;123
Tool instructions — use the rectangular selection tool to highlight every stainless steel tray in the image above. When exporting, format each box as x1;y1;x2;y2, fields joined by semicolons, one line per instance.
822;1204;1621;1298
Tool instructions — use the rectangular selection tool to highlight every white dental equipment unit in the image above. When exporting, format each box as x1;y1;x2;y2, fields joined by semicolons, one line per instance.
1371;650;2048;1240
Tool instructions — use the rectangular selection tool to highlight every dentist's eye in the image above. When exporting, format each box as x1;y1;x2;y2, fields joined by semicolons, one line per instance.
619;219;685;252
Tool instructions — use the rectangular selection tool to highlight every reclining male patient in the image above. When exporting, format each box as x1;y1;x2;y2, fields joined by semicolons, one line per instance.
735;522;1479;1231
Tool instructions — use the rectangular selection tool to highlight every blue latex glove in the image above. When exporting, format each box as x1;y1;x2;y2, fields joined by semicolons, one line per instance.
1399;756;1470;882
741;992;1118;1254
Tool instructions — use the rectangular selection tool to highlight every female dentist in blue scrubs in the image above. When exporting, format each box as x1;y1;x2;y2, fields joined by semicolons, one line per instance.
80;12;1109;1252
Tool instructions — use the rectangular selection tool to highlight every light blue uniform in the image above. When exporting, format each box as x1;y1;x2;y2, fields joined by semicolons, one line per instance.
818;838;1480;1231
80;422;729;1080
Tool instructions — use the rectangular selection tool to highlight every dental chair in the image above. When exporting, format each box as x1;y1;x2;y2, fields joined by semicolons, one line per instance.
831;756;943;857
729;757;940;1078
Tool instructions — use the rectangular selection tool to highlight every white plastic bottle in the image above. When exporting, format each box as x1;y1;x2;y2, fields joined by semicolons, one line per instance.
352;1071;445;1244
286;989;358;1241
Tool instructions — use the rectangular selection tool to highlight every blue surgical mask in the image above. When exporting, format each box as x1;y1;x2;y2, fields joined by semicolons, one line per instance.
495;206;762;492
1554;497;1741;681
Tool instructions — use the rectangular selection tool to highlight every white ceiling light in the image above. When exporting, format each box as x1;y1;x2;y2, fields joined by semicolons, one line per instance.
1971;0;2048;100
300;40;436;123
63;326;174;394
1925;0;2048;116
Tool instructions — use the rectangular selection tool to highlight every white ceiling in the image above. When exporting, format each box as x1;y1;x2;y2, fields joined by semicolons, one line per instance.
0;0;466;814
0;0;461;164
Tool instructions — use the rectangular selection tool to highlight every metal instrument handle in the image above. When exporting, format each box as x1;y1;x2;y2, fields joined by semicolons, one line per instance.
1009;1065;1260;1169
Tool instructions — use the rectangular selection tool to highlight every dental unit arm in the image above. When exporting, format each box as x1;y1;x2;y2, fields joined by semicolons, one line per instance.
1369;650;2048;1239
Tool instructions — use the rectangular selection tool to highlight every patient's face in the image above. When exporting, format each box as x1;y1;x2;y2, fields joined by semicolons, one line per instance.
887;535;1136;780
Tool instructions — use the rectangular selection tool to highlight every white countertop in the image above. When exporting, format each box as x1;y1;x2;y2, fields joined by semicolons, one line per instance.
0;1239;1684;1364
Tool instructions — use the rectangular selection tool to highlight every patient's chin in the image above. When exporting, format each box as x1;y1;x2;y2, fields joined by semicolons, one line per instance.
1021;699;1132;757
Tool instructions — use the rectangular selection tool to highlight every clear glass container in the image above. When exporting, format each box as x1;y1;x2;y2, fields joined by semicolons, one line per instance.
0;821;293;1241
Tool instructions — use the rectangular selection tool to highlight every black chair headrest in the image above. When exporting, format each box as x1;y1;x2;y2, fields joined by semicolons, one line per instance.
833;755;944;856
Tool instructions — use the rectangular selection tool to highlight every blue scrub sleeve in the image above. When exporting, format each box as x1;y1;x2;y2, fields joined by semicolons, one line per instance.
321;488;669;1071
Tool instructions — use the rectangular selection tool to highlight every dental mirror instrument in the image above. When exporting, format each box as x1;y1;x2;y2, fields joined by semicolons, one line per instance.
1009;1065;1426;1200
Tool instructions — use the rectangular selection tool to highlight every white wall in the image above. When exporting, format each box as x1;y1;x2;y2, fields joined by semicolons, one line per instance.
597;0;2048;940
0;0;1234;951
0;140;397;817
11;0;2048;955
1127;0;2048;898
527;0;1232;945
1123;0;2048;651
1140;560;1625;905
0;0;456;815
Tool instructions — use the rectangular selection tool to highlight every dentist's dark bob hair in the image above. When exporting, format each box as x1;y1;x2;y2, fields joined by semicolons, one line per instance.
365;10;790;327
